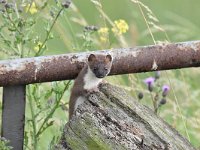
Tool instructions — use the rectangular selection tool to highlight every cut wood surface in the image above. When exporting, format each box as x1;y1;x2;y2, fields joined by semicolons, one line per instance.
56;83;196;150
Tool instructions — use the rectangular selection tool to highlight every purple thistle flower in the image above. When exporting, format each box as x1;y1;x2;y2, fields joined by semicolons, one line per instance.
144;77;155;92
162;85;170;97
162;85;170;92
144;77;155;86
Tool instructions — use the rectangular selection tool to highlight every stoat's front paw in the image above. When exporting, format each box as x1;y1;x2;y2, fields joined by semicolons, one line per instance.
87;87;99;93
101;80;107;84
99;80;108;87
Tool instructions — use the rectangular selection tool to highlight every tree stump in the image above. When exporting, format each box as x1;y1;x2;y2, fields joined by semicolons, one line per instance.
56;83;196;150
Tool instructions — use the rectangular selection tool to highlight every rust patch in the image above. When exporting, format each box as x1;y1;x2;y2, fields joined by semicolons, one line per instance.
0;41;200;86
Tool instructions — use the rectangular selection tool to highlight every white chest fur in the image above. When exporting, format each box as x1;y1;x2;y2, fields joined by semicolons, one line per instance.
83;67;102;90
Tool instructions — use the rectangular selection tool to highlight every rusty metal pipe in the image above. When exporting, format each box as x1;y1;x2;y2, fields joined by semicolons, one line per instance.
0;40;200;86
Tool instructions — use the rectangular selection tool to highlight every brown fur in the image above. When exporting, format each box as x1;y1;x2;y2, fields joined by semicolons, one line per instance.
68;54;112;120
68;65;88;119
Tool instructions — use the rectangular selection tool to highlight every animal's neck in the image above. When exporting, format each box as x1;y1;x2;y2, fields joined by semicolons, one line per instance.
83;67;102;90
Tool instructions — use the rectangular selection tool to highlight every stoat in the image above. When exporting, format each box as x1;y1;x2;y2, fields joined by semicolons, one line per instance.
68;54;113;119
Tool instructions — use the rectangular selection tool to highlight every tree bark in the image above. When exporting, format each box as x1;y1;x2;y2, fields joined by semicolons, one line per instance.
55;83;196;150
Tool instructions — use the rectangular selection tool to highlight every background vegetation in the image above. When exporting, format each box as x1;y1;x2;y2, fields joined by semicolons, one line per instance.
0;0;200;149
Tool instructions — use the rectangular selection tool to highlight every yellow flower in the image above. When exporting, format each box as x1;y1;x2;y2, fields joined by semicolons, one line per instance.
34;42;43;52
25;2;38;14
112;19;129;35
98;27;109;42
99;37;108;43
98;27;109;34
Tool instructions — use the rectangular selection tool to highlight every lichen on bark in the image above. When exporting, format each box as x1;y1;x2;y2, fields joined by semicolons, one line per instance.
55;83;196;150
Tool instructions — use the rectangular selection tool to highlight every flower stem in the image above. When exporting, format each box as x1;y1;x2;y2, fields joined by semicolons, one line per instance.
27;86;38;150
35;7;64;56
150;92;157;114
36;81;71;137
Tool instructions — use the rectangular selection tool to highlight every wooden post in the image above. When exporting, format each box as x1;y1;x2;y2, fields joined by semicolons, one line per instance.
56;83;196;150
1;85;26;150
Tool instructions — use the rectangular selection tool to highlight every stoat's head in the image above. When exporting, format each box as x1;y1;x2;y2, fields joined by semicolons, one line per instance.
88;54;112;78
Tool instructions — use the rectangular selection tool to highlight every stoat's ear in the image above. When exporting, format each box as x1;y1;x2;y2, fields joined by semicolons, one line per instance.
88;54;96;62
106;54;112;62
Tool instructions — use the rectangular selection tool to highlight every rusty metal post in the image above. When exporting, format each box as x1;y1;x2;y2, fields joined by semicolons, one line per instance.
0;41;200;86
1;85;26;150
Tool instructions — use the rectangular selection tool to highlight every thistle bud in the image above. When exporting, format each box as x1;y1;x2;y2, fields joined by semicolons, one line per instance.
62;0;71;8
0;0;6;4
18;6;23;13
50;10;55;17
0;8;5;13
155;71;160;80
84;25;99;32
138;92;144;100
4;3;13;9
159;98;167;105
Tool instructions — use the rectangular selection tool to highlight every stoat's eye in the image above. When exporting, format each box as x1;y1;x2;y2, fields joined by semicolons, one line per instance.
93;67;97;71
104;67;108;71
